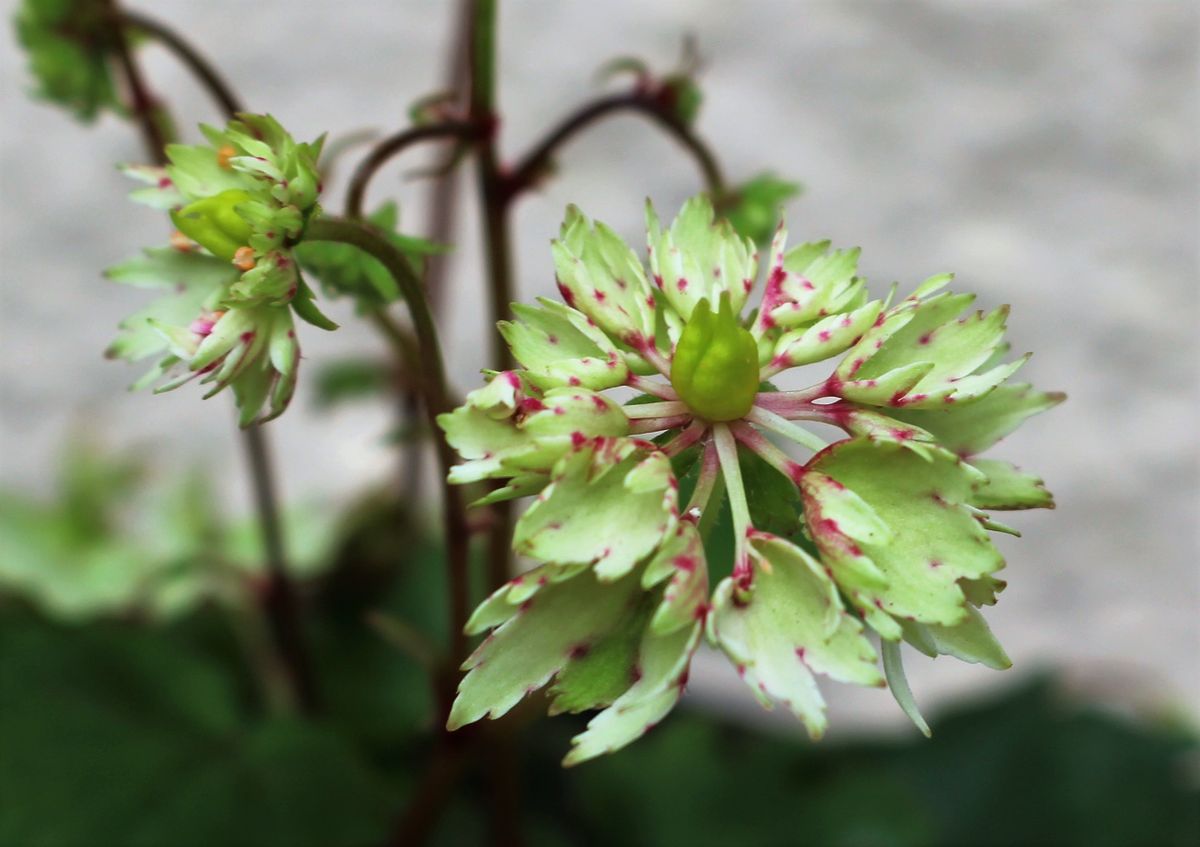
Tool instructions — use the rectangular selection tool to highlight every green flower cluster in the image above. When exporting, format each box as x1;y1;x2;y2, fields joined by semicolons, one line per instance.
438;195;1061;763
107;114;330;425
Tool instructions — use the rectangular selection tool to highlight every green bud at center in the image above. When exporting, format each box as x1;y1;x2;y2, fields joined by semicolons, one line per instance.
670;294;759;421
171;189;254;261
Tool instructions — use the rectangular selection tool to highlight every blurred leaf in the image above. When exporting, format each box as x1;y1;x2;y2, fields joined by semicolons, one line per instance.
0;609;390;847
721;173;803;246
312;358;393;409
14;0;123;122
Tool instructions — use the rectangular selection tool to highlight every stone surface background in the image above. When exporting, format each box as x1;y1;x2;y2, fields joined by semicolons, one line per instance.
2;0;1197;733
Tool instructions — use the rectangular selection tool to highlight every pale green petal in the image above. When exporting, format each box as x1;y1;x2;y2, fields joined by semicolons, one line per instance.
563;621;700;765
902;605;1011;670
803;439;1006;639
514;441;677;581
968;458;1055;510
553;206;656;344
448;565;644;729
708;535;882;738
887;383;1064;457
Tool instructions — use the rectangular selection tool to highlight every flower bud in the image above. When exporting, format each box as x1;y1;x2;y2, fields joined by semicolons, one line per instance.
170;189;254;261
670;293;759;421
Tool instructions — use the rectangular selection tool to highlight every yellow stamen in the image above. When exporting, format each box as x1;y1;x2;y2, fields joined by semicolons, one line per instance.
217;145;237;170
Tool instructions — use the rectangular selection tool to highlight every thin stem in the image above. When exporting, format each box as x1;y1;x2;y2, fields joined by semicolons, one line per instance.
470;0;517;598
729;421;804;487
103;0;167;165
628;414;691;434
241;424;321;713
627;373;678;400
303;216;471;670
661;419;707;457
746;406;829;453
505;91;725;202
752;383;834;417
684;439;720;516
345;121;481;220
625;400;687;420
712;423;752;584
632;340;674;378
119;11;243;118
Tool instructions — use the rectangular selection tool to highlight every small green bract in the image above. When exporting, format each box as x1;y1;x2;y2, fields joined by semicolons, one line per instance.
438;194;1062;764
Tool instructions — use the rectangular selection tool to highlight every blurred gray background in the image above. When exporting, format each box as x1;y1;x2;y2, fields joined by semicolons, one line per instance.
2;0;1197;731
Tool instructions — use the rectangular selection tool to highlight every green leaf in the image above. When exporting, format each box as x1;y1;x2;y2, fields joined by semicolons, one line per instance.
312;358;392;408
500;297;630;391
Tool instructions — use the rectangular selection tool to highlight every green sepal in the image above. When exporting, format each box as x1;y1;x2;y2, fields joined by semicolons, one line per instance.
290;275;339;331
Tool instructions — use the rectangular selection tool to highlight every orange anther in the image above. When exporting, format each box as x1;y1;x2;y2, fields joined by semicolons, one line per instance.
217;145;238;169
233;246;256;271
169;230;194;252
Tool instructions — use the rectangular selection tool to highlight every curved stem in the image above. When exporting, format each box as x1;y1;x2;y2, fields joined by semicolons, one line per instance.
345;121;481;220
505;91;726;203
685;438;720;516
302;216;470;668
119;10;244;118
103;0;167;164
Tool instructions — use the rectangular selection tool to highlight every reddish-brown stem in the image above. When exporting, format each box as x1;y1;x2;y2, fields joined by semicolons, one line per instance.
629;414;692;434
345;121;482;221
503;90;726;204
118;10;243;118
103;0;167;164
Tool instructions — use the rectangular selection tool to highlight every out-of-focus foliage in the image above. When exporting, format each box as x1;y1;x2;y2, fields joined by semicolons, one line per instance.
0;441;335;621
720;172;803;246
0;466;1195;847
13;0;122;121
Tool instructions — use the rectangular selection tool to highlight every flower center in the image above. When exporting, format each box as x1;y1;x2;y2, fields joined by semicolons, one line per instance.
669;293;759;422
